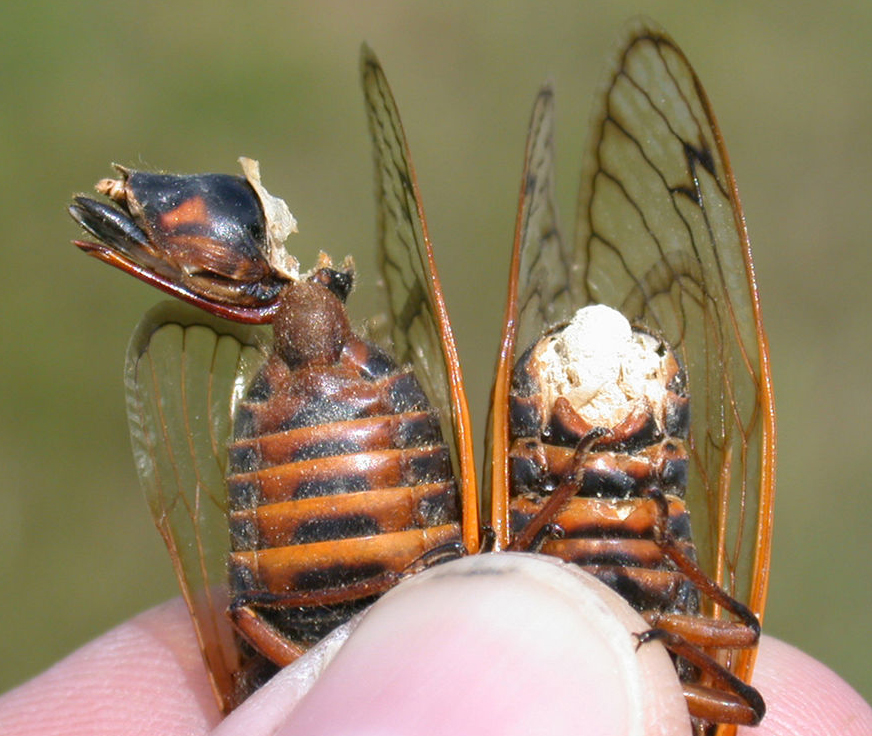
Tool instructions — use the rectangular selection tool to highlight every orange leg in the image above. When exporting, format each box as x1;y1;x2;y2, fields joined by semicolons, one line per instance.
645;488;760;635
229;541;466;667
642;612;758;649
509;428;607;552
637;628;764;725
639;488;765;726
230;605;307;667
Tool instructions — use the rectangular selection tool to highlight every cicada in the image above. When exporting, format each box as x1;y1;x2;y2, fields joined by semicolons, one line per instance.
69;49;479;710
487;18;775;736
69;18;774;736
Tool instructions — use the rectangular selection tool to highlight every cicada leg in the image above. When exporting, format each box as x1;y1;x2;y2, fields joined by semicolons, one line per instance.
639;488;765;726
636;628;765;725
645;488;761;636
229;541;467;668
228;573;404;668
230;606;308;667
478;525;497;553
507;428;608;552
407;540;467;571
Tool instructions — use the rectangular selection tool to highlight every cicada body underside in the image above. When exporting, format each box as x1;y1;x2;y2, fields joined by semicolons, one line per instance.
225;276;463;690
506;308;763;729
507;314;693;601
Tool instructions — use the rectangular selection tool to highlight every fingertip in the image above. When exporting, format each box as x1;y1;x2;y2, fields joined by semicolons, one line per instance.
0;598;219;736
243;554;689;736
748;636;872;736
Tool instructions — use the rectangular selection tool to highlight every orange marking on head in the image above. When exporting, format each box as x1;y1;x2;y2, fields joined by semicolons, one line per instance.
160;196;209;229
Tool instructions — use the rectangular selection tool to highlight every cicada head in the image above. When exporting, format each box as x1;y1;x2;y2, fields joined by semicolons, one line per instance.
70;157;299;323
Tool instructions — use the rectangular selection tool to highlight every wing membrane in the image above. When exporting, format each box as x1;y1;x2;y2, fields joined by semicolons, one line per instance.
572;20;775;693
361;47;478;551
574;20;774;616
125;301;268;711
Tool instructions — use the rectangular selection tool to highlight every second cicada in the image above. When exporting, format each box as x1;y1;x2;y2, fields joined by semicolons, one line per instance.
487;19;775;736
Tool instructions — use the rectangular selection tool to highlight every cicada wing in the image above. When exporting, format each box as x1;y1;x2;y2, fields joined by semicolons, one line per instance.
360;46;479;552
125;301;268;712
488;87;567;548
573;19;775;688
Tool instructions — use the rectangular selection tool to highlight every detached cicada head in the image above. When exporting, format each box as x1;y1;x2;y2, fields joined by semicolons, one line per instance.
69;157;300;323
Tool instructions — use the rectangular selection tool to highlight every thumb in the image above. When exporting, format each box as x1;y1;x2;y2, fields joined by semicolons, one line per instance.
217;553;690;736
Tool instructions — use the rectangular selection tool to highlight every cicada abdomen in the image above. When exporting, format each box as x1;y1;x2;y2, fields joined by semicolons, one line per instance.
489;20;775;736
506;310;765;734
507;308;693;596
224;271;463;686
69;48;477;712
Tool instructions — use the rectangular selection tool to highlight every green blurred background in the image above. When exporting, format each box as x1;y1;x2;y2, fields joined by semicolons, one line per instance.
2;0;870;705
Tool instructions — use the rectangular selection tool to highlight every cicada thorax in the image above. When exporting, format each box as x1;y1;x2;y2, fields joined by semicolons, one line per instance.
508;307;699;618
225;273;462;679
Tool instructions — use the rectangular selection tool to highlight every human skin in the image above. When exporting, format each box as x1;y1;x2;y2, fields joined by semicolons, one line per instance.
1;555;869;736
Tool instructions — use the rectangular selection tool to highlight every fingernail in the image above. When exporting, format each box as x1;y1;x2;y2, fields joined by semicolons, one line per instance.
268;553;688;736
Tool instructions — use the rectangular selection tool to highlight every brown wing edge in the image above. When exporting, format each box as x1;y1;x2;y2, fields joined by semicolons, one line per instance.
489;87;556;549
623;22;775;726
691;59;777;695
359;45;479;553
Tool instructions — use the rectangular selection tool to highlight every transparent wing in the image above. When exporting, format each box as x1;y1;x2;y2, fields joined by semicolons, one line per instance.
360;46;478;551
125;301;268;712
511;89;578;361
489;87;566;547
573;18;775;674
